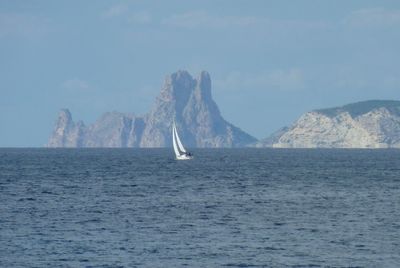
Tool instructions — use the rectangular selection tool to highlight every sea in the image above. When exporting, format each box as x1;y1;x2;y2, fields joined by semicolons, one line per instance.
0;148;399;267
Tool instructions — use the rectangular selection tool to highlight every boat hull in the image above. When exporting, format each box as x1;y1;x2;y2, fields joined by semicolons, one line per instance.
176;155;193;160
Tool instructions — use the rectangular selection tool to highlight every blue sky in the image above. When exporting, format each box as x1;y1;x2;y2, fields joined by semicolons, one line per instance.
1;0;400;146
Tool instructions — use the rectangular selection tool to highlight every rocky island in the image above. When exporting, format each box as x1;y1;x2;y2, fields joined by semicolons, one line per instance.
256;100;400;148
47;70;257;148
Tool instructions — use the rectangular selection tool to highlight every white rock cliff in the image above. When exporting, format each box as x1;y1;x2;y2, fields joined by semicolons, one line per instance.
257;100;400;148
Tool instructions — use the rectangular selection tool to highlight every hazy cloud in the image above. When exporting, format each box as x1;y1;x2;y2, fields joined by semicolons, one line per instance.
215;69;306;92
62;78;91;92
102;4;129;19
128;11;152;24
162;11;267;29
345;7;400;27
102;4;152;25
0;13;49;39
162;10;327;33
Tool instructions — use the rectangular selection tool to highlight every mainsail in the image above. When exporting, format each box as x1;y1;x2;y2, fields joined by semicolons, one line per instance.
172;122;192;160
172;124;181;157
174;124;186;153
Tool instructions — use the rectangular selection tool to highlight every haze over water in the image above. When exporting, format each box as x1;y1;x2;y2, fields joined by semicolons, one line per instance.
1;148;399;267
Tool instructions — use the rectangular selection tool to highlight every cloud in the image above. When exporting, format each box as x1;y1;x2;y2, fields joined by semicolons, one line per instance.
128;11;152;24
345;7;400;28
62;78;91;92
162;10;326;33
0;13;49;39
102;4;152;25
102;4;128;19
215;69;306;92
162;11;266;29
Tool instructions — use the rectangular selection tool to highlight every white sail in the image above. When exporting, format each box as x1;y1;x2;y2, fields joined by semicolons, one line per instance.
172;122;192;160
172;125;180;158
174;124;187;153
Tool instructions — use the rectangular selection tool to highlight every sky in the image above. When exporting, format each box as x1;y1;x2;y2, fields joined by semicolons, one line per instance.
1;0;400;147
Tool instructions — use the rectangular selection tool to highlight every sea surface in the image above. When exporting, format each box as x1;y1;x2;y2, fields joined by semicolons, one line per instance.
0;148;399;267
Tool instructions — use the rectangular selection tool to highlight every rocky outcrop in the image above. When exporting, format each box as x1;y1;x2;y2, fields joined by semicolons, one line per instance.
47;109;86;147
84;112;145;148
256;100;400;148
140;70;255;147
47;70;256;148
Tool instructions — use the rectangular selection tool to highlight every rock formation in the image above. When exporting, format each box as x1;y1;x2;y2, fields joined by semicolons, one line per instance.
256;100;400;148
47;70;257;148
47;109;86;148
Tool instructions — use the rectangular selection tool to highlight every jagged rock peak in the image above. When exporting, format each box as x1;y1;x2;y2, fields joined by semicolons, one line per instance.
171;69;193;82
153;70;218;120
57;108;72;124
141;70;256;147
59;108;72;118
159;70;195;102
161;70;211;94
194;71;212;101
47;109;85;148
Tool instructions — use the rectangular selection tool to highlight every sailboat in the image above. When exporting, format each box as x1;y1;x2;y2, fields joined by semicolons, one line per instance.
172;122;193;160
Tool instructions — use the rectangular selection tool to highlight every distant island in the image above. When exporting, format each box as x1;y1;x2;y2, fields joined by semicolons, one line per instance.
47;71;257;148
255;100;400;148
47;71;400;149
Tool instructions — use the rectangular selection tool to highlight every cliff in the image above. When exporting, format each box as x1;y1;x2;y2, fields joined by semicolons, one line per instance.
256;100;400;148
47;70;256;148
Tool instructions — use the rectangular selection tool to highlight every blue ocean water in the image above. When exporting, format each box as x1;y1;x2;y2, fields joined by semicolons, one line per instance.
0;148;399;267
